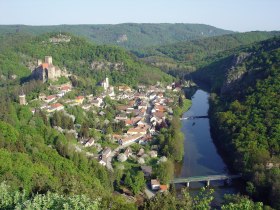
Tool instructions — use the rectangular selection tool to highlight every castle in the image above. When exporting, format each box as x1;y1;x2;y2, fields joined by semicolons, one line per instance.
31;56;61;82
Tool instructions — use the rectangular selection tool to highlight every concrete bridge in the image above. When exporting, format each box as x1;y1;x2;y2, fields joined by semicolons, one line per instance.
171;174;242;187
180;115;208;120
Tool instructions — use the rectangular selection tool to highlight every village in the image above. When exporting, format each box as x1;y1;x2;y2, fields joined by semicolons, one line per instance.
19;56;187;197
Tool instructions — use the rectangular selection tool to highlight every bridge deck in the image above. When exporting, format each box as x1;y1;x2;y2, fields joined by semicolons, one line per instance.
172;174;241;184
180;115;208;120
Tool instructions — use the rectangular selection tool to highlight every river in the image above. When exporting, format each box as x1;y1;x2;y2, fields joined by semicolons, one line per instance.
175;89;239;205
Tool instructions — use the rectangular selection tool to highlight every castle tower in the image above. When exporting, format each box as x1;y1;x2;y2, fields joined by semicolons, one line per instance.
47;65;56;80
19;92;27;105
45;56;52;65
37;59;42;66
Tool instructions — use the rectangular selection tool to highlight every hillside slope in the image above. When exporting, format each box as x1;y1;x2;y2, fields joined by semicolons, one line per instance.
0;23;233;49
137;31;280;76
0;32;172;89
206;37;280;208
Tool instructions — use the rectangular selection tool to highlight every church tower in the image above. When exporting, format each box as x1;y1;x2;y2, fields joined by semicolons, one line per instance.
19;91;27;105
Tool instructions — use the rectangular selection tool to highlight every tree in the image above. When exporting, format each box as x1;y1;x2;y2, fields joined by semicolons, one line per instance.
79;123;89;138
178;94;184;108
130;171;145;194
192;187;214;210
0;182;100;210
221;194;263;210
0;120;19;143
154;160;174;184
124;171;145;195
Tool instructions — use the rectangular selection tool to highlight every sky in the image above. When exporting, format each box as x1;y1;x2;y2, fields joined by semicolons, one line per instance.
0;0;279;32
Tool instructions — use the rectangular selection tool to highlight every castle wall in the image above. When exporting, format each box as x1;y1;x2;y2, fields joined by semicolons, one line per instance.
31;56;62;82
19;95;26;105
47;65;56;80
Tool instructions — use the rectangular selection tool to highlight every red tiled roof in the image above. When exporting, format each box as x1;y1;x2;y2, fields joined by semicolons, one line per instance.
46;95;56;100
51;103;63;108
154;111;165;119
160;185;168;191
61;85;71;91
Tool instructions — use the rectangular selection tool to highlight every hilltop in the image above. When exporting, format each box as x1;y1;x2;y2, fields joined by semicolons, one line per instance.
0;23;233;49
135;31;280;76
0;32;172;90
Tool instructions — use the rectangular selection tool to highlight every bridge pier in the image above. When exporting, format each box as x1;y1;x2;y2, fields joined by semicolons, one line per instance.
206;180;210;187
186;182;190;188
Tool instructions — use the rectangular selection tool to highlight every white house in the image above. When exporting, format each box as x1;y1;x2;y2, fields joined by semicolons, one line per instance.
84;138;95;147
99;158;106;166
44;95;57;103
151;179;160;190
47;103;64;113
118;134;143;145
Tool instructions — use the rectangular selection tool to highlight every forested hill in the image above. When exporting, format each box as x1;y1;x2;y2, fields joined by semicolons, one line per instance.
207;37;280;208
0;23;233;49
192;35;280;92
0;32;172;89
136;31;280;76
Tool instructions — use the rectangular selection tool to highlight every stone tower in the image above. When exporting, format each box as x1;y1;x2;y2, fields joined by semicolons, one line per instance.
45;56;52;64
19;92;27;105
37;59;42;66
47;65;56;80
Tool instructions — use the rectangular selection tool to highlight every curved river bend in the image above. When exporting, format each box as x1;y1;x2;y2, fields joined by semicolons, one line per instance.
175;89;239;204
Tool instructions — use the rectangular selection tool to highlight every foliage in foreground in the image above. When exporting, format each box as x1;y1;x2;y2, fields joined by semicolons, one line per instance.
143;187;263;210
209;37;280;208
0;182;99;210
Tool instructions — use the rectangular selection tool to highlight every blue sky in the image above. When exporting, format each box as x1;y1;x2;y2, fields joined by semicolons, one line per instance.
0;0;279;32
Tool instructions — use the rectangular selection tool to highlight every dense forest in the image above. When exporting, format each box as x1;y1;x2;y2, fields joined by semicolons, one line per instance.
204;37;280;209
0;95;138;209
0;23;233;49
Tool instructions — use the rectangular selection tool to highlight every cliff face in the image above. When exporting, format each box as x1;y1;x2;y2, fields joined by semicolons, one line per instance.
221;52;251;94
90;61;124;71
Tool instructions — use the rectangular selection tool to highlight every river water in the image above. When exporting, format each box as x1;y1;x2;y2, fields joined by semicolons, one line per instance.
174;89;239;204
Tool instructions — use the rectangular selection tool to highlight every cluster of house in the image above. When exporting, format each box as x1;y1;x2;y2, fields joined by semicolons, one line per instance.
112;85;174;148
20;68;182;178
78;83;179;168
36;77;112;113
38;83;72;113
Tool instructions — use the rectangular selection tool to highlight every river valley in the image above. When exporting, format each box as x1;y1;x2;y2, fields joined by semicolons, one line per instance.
175;89;240;205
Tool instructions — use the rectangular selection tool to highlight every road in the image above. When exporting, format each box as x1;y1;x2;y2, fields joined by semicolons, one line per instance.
144;185;156;199
106;141;138;171
107;98;153;171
